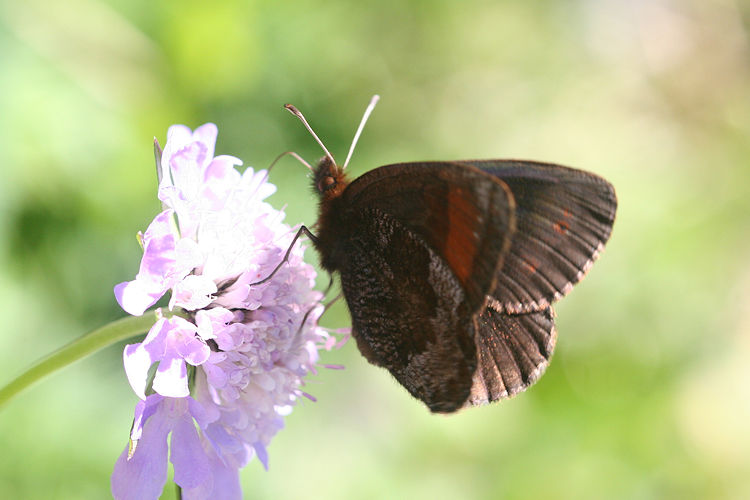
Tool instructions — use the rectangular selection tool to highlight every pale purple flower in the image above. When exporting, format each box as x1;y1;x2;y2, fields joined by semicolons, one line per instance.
112;124;341;500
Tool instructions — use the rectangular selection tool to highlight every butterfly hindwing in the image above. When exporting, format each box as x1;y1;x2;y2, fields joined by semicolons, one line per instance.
465;305;557;407
336;208;478;413
461;160;617;313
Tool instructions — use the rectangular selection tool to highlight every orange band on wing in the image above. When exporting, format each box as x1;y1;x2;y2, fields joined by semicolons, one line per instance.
443;186;480;286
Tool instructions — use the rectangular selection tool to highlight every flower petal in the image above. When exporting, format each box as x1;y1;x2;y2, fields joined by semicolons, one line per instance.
188;396;220;428
206;462;242;500
138;210;178;279
140;317;171;360
161;125;193;167
153;349;189;398
195;307;233;341
178;335;210;366
130;395;164;442
183;449;242;500
123;343;156;400
171;274;217;311
253;442;269;470
171;414;212;490
114;279;165;317
115;210;180;315
111;403;171;500
192;123;218;163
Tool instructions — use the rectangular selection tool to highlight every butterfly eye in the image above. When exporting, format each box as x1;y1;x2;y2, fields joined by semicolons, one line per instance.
319;176;337;192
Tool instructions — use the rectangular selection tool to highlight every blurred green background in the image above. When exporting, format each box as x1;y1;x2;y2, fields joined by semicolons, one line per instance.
1;0;749;498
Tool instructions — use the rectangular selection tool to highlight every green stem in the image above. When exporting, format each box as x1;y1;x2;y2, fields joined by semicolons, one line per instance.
0;312;158;410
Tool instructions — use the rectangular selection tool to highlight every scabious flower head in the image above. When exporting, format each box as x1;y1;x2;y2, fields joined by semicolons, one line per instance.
112;124;336;500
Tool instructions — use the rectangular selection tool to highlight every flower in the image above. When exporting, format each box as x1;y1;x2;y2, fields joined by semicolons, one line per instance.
112;124;338;500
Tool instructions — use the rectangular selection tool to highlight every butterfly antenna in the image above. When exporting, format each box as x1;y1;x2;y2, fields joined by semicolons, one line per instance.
251;151;314;198
268;151;314;173
284;103;336;165
343;94;380;169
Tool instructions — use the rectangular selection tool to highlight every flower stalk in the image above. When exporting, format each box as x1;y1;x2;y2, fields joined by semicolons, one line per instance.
0;312;158;409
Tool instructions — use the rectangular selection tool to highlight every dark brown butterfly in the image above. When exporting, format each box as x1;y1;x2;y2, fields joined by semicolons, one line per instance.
280;96;616;413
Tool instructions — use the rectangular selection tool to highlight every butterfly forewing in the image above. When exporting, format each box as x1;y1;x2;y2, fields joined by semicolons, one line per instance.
340;162;516;310
461;160;617;313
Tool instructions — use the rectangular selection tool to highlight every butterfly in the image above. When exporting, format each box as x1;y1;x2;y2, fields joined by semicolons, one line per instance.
278;96;617;413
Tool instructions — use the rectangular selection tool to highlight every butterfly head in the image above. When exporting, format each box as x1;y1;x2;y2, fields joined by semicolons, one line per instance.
286;95;379;202
313;156;348;200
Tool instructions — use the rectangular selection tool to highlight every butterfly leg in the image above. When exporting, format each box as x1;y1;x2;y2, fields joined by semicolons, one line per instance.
292;289;344;342
247;225;318;287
